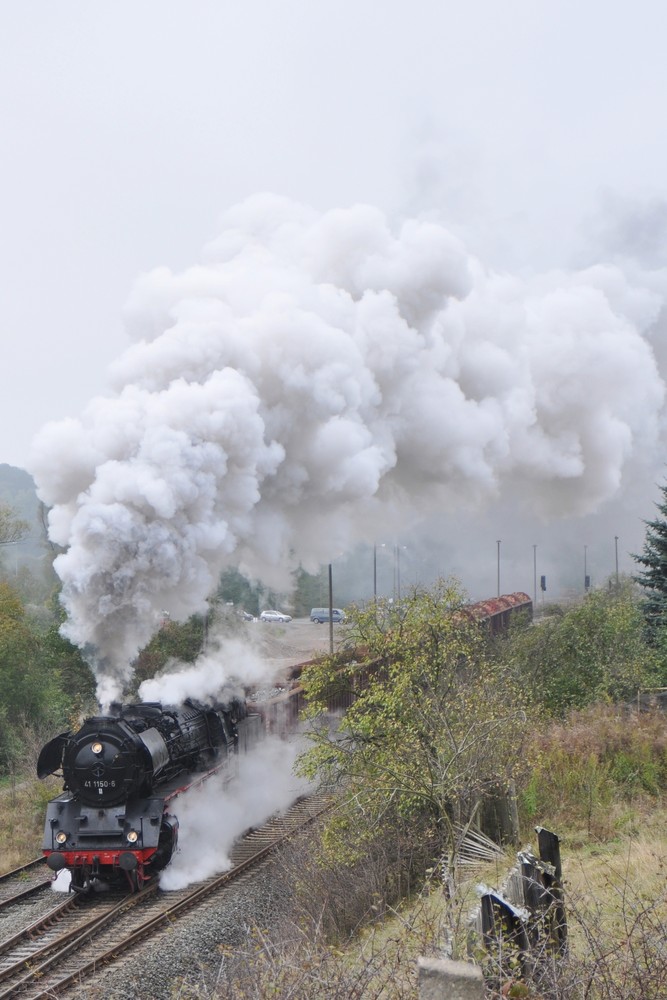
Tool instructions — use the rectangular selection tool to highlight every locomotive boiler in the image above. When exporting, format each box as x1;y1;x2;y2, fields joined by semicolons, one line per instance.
37;698;262;892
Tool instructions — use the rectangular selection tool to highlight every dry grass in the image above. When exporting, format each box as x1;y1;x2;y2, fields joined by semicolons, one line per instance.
0;775;59;873
563;807;667;947
521;704;667;843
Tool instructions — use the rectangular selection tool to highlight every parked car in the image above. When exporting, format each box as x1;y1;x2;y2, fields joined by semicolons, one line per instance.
310;607;346;624
239;610;256;621
259;609;292;623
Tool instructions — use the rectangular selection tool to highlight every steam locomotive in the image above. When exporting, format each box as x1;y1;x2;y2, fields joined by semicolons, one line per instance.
37;698;263;892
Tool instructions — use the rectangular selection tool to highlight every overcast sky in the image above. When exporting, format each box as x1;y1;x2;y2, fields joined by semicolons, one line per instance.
3;1;667;601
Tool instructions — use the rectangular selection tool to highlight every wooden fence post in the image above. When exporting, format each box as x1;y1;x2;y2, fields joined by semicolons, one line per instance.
478;780;520;847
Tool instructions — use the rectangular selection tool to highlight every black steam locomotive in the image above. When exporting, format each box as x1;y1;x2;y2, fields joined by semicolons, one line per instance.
37;699;262;891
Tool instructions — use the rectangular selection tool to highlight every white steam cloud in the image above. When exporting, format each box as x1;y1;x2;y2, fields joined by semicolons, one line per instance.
28;194;667;702
159;737;311;890
138;630;278;706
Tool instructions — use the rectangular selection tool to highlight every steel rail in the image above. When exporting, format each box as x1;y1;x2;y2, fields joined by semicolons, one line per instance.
0;858;46;883
13;794;333;999
0;878;52;912
0;858;53;917
0;887;154;997
0;894;80;966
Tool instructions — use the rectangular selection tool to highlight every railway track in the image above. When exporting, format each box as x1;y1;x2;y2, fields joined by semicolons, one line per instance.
0;858;67;951
0;792;331;999
0;859;50;911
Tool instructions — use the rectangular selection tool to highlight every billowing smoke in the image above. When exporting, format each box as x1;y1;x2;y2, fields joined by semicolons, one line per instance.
138;629;280;706
158;737;311;890
28;194;667;703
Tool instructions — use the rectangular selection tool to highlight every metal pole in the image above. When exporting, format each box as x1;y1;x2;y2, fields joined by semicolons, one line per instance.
328;562;334;655
615;536;619;585
497;540;501;598
533;544;537;607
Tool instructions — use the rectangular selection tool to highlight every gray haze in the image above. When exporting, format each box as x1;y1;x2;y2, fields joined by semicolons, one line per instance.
3;2;667;700
4;0;667;468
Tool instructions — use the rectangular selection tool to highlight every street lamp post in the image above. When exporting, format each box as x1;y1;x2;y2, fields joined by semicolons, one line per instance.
328;562;334;654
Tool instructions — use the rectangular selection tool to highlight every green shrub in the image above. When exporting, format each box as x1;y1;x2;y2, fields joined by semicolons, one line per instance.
501;584;661;716
520;704;667;836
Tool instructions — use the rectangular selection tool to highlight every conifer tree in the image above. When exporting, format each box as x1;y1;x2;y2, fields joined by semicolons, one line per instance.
633;481;667;640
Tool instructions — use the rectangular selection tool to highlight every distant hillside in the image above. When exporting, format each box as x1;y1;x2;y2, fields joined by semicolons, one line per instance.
0;463;51;570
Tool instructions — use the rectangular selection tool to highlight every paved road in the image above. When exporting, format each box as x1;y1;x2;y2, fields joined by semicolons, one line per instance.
249;616;346;677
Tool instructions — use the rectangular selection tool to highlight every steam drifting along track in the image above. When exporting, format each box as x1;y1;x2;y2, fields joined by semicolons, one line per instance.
0;793;331;999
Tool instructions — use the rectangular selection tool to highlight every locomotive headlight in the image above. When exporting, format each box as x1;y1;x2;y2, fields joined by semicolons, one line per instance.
126;829;139;843
91;741;103;755
55;830;68;844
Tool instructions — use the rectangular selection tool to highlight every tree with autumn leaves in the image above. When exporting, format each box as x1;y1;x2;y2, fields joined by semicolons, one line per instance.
0;583;61;771
297;580;531;862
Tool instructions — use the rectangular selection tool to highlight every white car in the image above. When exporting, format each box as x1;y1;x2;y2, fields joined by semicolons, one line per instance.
259;609;292;623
